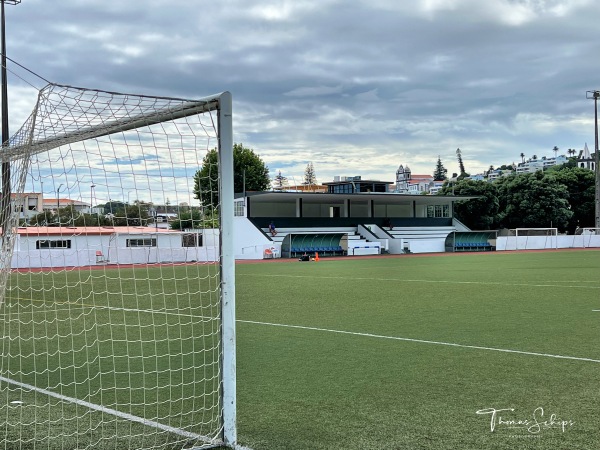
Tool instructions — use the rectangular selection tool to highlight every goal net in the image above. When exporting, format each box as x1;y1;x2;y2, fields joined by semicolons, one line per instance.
0;84;235;449
575;227;600;248
506;227;558;250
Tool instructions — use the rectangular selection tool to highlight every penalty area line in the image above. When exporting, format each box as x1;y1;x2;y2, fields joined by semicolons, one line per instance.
0;375;218;445
239;320;600;364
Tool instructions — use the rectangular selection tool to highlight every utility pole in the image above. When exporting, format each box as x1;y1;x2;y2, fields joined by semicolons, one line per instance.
586;90;600;229
0;1;20;237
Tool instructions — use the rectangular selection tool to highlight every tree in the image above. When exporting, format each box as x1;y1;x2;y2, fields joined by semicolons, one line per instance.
455;151;470;180
28;210;56;226
193;143;270;209
170;209;218;229
109;204;150;226
272;170;288;191
552;146;559;157
549;166;595;232
433;157;448;181
456;148;465;178
520;152;525;163
103;201;126;215
495;172;572;231
438;179;499;230
303;162;317;186
29;205;109;227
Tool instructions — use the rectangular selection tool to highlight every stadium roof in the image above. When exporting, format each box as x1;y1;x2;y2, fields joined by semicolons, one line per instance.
238;191;478;204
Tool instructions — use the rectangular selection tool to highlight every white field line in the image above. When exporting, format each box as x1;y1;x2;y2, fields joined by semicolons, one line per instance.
0;376;218;445
5;299;599;364
241;274;600;289
238;319;600;364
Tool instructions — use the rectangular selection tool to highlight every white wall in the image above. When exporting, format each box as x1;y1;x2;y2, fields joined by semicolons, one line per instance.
406;239;446;253
497;234;600;251
233;217;274;259
11;230;221;268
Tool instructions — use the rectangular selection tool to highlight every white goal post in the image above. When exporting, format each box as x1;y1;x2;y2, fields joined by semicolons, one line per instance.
0;84;236;449
506;228;558;251
577;227;600;248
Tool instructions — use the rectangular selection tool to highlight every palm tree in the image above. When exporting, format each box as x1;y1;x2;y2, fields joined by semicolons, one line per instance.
552;146;559;157
568;148;576;157
520;152;525;163
532;154;538;160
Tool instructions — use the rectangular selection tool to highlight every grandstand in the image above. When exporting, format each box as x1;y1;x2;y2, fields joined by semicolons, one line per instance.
233;191;477;259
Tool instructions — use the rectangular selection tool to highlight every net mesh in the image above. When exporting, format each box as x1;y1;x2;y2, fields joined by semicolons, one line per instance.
0;83;226;449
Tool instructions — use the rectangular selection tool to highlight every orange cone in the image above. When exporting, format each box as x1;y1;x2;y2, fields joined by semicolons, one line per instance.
315;252;319;261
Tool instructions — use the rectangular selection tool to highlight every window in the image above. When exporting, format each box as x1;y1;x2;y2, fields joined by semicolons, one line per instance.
126;238;157;247
234;201;245;217
427;204;450;218
36;240;72;249
182;233;202;247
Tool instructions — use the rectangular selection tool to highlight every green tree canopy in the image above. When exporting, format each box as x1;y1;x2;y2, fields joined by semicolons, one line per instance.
548;165;595;232
194;143;270;209
170;209;218;229
109;204;151;226
438;180;499;230
433;157;448;181
495;172;572;232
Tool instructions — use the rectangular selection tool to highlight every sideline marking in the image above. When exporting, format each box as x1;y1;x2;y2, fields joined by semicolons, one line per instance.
239;273;600;289
238;319;600;364
0;376;217;445
6;298;599;363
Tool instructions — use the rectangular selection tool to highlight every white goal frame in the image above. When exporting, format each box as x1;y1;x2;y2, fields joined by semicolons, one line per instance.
578;227;600;248
1;86;236;448
506;228;558;251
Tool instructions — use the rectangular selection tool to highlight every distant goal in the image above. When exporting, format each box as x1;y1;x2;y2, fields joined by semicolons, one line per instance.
576;227;600;248
0;84;236;449
506;228;558;251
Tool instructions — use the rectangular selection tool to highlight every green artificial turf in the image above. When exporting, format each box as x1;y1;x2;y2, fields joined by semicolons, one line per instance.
235;251;600;449
1;250;599;449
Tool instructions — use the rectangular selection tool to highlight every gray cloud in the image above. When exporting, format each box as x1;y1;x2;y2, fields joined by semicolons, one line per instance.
4;0;600;182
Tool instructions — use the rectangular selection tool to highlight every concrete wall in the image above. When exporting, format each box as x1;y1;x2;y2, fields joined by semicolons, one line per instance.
373;204;412;217
497;234;600;251
233;217;280;259
11;230;221;268
251;201;296;217
349;200;369;217
406;239;446;253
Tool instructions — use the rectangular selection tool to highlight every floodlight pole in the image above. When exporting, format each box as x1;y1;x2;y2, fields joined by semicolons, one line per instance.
587;90;600;229
0;0;19;237
56;183;63;215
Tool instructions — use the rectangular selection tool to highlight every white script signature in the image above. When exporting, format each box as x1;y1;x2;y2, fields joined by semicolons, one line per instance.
476;407;574;434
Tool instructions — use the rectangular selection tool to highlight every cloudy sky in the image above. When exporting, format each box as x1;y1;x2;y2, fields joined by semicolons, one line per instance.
4;0;600;185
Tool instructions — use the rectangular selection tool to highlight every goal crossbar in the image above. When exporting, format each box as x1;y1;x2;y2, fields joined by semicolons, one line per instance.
3;84;225;162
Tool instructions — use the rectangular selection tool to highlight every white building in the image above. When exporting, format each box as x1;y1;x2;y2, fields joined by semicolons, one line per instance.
11;226;216;268
516;154;568;174
577;143;596;171
43;197;90;213
10;193;43;221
